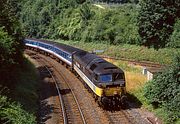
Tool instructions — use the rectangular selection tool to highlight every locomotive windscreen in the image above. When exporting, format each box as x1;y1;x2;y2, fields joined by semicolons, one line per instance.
99;74;112;83
113;73;124;80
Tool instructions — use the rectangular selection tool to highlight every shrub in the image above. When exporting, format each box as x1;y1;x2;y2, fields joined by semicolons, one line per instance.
144;54;180;123
0;95;36;124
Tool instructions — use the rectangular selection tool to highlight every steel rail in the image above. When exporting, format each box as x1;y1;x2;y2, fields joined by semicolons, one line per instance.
43;65;68;124
27;51;68;124
42;56;87;124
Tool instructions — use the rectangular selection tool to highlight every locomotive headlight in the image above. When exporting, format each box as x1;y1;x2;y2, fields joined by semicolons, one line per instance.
99;84;103;88
114;91;118;95
120;81;125;87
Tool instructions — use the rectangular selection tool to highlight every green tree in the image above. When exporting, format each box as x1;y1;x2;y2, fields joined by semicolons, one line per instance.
0;95;36;124
138;0;180;49
144;54;180;123
0;0;23;62
0;0;23;87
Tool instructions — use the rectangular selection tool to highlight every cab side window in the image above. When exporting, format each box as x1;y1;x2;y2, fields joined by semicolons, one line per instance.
90;64;97;71
94;74;98;81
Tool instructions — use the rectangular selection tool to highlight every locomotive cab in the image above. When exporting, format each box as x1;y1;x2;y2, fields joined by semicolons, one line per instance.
93;71;126;96
94;73;125;88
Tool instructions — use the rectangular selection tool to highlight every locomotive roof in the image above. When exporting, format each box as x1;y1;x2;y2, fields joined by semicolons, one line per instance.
93;62;124;75
74;52;102;67
74;51;124;74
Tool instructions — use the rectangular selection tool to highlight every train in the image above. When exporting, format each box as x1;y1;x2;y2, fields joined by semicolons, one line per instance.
24;38;127;108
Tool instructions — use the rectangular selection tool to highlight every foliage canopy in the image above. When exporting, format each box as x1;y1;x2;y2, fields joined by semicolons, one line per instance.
138;0;180;49
0;0;24;87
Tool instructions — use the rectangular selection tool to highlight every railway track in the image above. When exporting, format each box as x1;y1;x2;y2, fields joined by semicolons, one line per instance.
25;49;152;124
39;61;66;124
26;51;86;124
106;110;135;124
37;51;110;124
100;55;165;68
43;59;86;124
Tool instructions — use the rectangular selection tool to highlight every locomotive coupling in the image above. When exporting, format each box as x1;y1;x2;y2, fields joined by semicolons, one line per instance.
101;95;126;107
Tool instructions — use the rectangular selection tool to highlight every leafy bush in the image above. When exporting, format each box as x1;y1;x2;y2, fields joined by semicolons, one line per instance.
20;0;179;48
58;3;140;44
0;60;38;124
144;54;180;123
0;27;21;88
20;0;79;38
0;95;36;124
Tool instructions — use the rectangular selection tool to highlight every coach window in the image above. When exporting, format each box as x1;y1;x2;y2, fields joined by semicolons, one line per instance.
59;50;61;54
58;49;61;54
68;55;71;61
60;52;63;56
56;48;59;53
45;44;47;49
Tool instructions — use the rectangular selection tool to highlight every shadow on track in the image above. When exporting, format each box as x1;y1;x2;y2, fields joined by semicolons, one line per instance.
37;66;59;124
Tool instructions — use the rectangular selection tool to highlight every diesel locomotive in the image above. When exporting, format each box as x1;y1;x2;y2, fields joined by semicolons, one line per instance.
24;38;127;108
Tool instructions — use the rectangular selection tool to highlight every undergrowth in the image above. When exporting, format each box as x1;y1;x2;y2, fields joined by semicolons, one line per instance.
0;59;38;123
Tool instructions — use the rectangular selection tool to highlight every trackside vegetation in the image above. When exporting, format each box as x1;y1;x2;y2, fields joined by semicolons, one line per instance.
0;60;38;124
144;54;180;123
133;54;180;124
20;1;141;45
138;0;180;49
0;95;36;124
0;0;38;123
